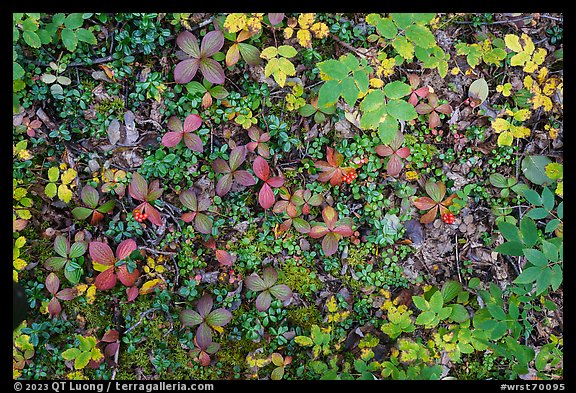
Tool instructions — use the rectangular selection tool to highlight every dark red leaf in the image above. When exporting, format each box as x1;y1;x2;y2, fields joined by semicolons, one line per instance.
253;156;270;181
216;250;234;266
258;183;275;209
95;268;117;291
89;242;116;266
117;265;139;287
48;297;61;318
102;329;120;343
144;204;163;226
216;173;233;196
56;288;77;301
126;286;139;302
386;154;403;177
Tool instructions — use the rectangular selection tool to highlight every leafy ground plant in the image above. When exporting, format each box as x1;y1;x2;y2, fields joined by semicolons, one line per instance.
413;180;456;224
212;145;256;196
161;114;204;152
174;30;225;84
179;294;233;344
128;172;163;226
89;239;140;291
253;156;284;209
244;267;292;311
179;188;213;235
309;205;353;256
44;234;87;284
72;184;116;225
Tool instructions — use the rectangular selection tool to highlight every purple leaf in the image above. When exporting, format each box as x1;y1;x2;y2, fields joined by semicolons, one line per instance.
174;58;200;84
233;170;257;187
268;13;285;26
269;284;292;301
196;322;213;349
262;267;278;288
199;58;225;85
322;232;340;256
216;173;233;196
205;308;232;327
386;154;403;177
212;158;231;174
179;189;198;211
200;30;224;57
255;291;273;311
45;272;60;295
229;145;247;171
177;31;201;58
245;274;267;292
180;309;203;327
197;294;213;318
48;297;61;317
183;133;204;153
183;114;202;132
56;288;77;301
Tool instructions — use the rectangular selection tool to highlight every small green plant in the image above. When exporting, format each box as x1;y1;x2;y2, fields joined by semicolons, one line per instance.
71;184;116;225
260;45;297;87
270;353;292;380
294;324;331;358
44;234;87;284
185;78;229;109
61;335;103;370
316;53;371;108
40;59;72;98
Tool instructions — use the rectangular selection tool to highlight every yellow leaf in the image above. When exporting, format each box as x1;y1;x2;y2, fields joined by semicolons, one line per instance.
542;77;561;96
531;93;553;111
224;13;247;34
245;17;262;35
13;269;18;282
58;184;73;203
491;118;510;133
274;69;287;87
92;262;112;273
555;181;563;198
296;29;312;48
283;27;294;39
298;13;315;29
75;284;88;295
310;22;329;39
532;48;547;65
370;78;384;88
497;131;514;146
13;258;27;271
513;109;531;122
61;168;77;185
523;75;534;90
156;265;165;274
326;296;338;313
504;34;523;53
18;149;33;160
450;67;460;75
523;60;538;74
521;33;535;55
86;285;97;304
139;279;163;295
59;163;68;170
510;125;530;138
510;52;530;67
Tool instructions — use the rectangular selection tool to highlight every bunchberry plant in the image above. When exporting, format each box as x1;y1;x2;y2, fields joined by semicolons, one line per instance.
174;30;225;85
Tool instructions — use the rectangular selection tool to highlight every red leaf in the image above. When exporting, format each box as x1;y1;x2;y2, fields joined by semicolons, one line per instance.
216;250;234;266
174;58;200;84
415;102;433;115
415;86;429;98
233;170;257;186
48;297;61;318
182;212;197;223
253;156;270;181
396;147;410;159
333;225;353;237
129;172;148;202
198;351;211;366
126;286;139;302
309;225;329;239
386;154;403;177
428;111;441;129
436;103;453;115
184;133;204;153
144;204;163;226
95;268;117;291
184;114;203;132
267;176;284;188
117;265;140;287
116;239;137;261
105;342;120;359
90;210;104;225
258;183;275;209
420;206;439;224
56;288;77;301
162;132;183;148
273;200;289;214
102;329;120;343
45;272;60;295
375;145;393;157
413;197;438;211
328;170;343;186
89;242;116;266
246;141;258;152
167;116;183;133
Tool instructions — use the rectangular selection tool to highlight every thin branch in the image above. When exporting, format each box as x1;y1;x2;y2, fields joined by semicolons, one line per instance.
329;33;368;58
141;246;177;256
453;16;534;26
124;309;155;335
540;14;563;22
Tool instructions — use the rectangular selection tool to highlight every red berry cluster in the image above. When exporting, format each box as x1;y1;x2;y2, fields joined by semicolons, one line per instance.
442;212;455;224
134;210;148;223
342;171;357;184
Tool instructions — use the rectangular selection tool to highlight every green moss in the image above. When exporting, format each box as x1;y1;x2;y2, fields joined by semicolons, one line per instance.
286;305;322;329
277;259;322;297
94;97;125;117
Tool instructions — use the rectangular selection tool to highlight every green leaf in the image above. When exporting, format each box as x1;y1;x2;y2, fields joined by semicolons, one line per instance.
545;219;560;234
513;266;542;285
76;28;96;44
487;303;507;321
45;183;57;199
523;249;548;267
392;35;414;60
550;264;562;291
318;59;349;80
72;207;93;220
411;295;429;311
535;267;552;295
299;104;317;117
415;310;436;326
519;216;537;248
74;351;91;369
13;62;25;80
377;116;399;145
524;208;549;220
490;321;508;340
317;80;341;108
62;348;81;360
494;241;524;256
489;173;508;188
367;14;398;39
541;187;555;211
340;77;360;107
23;31;41;48
521;156;552;186
97;200;116;214
557;201;563;219
277;45;297;58
441;281;462;303
61;28;78;51
352;70;369;94
497;221;521;243
384;81;412;99
386;99;417;121
405;24;436;48
541;240;558;263
429;291;443;313
64;13;85;29
448;304;469;323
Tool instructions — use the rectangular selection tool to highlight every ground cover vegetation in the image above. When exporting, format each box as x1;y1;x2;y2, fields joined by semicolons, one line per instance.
13;12;563;381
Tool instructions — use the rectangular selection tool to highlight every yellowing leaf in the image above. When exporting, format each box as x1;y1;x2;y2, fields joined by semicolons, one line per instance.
523;60;538;74
491;118;510;133
48;167;60;182
75;284;88;295
497;131;514;146
58;184;73;203
224;13;247;34
298;13;315;29
296;29;312;48
260;47;278;60
283;27;294;39
555;181;563;198
86;285;97;304
92;262;113;273
212;325;224;334
246;354;270;368
510;125;530;138
245;17;262;35
532;48;547;65
13;258;27;271
532;93;553;111
521;34;535;55
370;78;384;88
523;75;534;89
139;279;163;295
513;109;531;122
18;149;33;160
510;52;530;67
15;236;26;248
61;168;77;185
310;22;329;39
13;269;19;282
326;296;338;313
504;34;523;53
